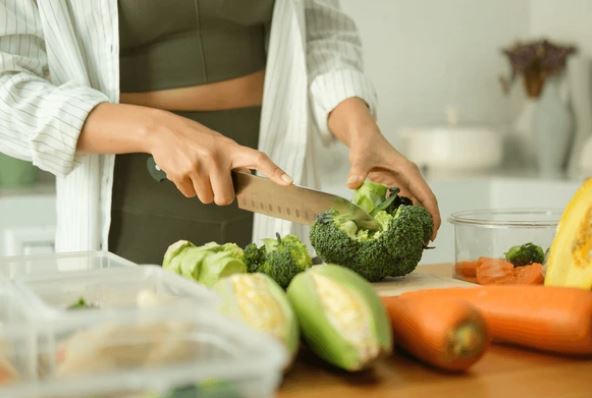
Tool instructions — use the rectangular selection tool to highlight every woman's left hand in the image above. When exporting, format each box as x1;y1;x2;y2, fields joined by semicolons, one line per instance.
328;98;441;241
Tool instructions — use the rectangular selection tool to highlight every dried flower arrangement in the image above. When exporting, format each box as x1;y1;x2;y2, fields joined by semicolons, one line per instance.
500;39;576;98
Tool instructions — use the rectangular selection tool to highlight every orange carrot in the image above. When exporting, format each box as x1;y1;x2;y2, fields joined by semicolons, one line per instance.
397;286;592;355
476;258;514;285
382;295;489;371
0;356;18;384
512;263;544;285
454;260;479;278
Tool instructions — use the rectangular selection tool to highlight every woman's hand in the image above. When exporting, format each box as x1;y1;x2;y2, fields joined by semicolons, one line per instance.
78;103;292;205
328;98;441;240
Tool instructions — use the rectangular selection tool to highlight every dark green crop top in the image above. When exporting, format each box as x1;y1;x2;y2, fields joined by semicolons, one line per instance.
118;0;274;92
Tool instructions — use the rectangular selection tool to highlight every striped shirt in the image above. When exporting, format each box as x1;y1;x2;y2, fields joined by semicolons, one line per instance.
0;0;377;254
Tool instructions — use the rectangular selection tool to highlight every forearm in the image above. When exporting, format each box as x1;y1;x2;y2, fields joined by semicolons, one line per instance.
327;97;380;147
77;102;160;154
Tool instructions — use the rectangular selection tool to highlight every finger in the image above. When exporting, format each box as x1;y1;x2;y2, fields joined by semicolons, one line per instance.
397;163;441;240
347;162;370;190
367;170;412;197
172;176;197;199
233;147;292;186
189;172;214;205
210;168;235;206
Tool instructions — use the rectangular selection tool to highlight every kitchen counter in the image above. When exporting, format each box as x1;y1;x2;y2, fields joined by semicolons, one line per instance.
278;264;591;398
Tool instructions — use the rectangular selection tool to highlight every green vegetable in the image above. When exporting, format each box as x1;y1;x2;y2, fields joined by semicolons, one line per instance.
66;297;97;310
287;264;392;371
505;242;545;266
310;180;433;281
145;379;242;398
159;380;242;398
163;241;247;287
244;233;312;288
212;273;299;360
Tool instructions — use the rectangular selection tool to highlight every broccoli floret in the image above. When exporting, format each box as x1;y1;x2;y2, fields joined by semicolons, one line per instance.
244;234;312;288
310;181;433;282
352;180;388;214
505;242;545;266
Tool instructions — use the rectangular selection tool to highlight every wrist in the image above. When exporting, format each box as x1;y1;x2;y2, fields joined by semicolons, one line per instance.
328;97;379;147
137;107;173;154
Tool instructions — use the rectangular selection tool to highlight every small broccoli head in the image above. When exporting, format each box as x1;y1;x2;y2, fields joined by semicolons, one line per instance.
244;234;312;288
310;182;433;282
505;242;545;266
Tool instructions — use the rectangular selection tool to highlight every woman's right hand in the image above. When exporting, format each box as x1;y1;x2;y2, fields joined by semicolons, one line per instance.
78;103;292;205
146;109;292;205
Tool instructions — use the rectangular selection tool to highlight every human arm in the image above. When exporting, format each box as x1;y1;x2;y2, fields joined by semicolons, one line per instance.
304;0;440;238
78;103;293;205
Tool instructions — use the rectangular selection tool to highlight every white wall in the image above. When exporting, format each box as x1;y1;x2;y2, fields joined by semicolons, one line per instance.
340;0;529;135
319;0;531;186
529;0;592;57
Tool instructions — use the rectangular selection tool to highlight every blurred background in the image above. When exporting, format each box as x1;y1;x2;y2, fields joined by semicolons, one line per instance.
1;0;591;263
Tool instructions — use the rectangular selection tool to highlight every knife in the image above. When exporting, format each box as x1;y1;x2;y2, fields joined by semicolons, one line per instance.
147;157;379;230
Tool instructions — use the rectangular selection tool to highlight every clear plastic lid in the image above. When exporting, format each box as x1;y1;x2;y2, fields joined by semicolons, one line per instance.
16;265;218;314
0;251;136;280
1;300;287;398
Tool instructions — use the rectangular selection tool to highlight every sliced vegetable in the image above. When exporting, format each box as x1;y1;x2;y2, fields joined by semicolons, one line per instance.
382;294;489;371
212;273;299;360
454;260;479;278
545;178;592;289
512;263;544;285
504;242;545;266
67;297;98;310
469;258;544;286
398;286;592;355
0;356;18;384
287;264;392;371
163;241;246;287
475;258;514;285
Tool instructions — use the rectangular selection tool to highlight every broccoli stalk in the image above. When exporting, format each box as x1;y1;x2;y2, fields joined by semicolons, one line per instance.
244;234;312;288
505;242;545;266
310;180;433;282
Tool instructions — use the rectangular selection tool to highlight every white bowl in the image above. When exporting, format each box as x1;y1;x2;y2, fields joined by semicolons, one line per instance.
399;126;503;172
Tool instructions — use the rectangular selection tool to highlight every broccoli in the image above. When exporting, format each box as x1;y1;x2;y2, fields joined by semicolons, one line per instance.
504;242;545;266
310;181;433;282
244;233;312;288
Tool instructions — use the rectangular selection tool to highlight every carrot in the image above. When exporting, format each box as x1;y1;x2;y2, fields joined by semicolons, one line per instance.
0;356;18;384
512;263;544;285
397;286;592;355
454;260;479;278
476;258;514;285
382;295;489;371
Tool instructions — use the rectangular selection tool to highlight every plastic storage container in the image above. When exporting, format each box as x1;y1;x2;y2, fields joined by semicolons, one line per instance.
448;208;560;282
16;265;218;314
0;251;135;279
0;306;287;398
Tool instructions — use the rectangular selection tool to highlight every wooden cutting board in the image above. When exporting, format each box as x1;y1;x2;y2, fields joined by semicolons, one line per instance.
373;269;475;297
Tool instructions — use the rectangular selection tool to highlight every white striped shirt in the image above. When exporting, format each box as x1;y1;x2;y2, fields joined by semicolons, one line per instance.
0;0;377;254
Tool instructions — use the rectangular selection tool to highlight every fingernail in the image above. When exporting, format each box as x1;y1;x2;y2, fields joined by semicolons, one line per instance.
281;174;293;184
347;175;361;185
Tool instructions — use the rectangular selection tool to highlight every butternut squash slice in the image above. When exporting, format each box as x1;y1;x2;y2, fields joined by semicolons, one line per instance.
545;178;592;289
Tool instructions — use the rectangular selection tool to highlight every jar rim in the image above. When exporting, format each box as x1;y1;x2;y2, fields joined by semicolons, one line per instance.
448;208;562;228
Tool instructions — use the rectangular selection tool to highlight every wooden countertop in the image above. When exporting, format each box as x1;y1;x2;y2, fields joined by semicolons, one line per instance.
278;264;591;398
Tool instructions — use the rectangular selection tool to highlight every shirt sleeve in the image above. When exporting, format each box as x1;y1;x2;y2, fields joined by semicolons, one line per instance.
304;0;378;145
0;0;109;176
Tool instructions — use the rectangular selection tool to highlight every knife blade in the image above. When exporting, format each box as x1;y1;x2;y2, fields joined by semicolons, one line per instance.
232;171;379;230
146;157;379;230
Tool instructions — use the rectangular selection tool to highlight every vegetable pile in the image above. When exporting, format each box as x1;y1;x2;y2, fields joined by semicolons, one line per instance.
164;234;311;289
455;242;546;285
310;181;433;281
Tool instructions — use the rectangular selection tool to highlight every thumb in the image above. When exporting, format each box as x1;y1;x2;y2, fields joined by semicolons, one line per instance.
347;162;369;189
